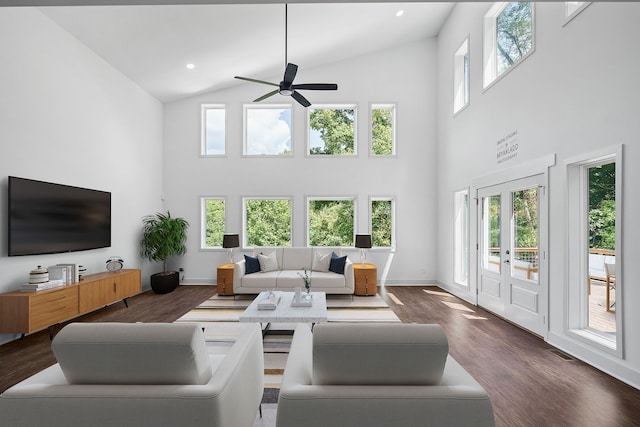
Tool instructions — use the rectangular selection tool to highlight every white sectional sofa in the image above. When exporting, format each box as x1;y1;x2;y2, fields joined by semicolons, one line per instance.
0;322;264;427
233;247;354;295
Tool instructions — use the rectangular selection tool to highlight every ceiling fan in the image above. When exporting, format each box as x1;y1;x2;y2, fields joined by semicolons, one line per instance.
234;4;338;107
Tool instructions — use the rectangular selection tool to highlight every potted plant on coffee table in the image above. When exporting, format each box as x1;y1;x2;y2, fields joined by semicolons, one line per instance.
141;211;189;294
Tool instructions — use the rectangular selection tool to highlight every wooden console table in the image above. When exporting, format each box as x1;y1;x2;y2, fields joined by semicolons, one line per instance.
0;269;141;339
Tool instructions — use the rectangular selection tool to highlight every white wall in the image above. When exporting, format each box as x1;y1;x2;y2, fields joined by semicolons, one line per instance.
436;3;640;387
162;38;439;285
0;8;164;344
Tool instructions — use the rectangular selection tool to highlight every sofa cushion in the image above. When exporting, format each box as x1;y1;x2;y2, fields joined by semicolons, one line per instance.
259;252;279;272
242;271;279;288
312;323;448;386
245;255;261;274
309;271;346;288
281;247;313;270
52;323;213;385
277;270;309;288
311;250;332;272
329;252;347;274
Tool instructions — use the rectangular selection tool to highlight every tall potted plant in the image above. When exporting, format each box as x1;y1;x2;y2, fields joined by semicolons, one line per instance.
141;211;189;294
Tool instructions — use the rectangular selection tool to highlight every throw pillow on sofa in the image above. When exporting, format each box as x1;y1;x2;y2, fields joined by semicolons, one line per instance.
329;252;347;275
245;255;261;274
258;252;279;273
312;251;332;272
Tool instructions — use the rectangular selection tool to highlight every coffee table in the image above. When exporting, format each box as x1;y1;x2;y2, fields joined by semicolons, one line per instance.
239;291;327;336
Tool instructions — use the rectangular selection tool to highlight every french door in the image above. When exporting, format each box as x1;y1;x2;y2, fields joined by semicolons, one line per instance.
477;174;547;337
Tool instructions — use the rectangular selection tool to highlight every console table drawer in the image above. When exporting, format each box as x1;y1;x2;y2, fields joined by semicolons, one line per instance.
30;287;79;331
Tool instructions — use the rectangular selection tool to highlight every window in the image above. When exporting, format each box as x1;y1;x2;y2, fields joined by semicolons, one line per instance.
244;198;292;247
453;37;470;114
483;2;534;88
244;105;292;156
307;198;355;246
371;104;396;156
454;189;470;286
201;198;225;248
564;2;590;24
371;198;394;248
566;146;622;356
308;105;356;155
201;105;225;156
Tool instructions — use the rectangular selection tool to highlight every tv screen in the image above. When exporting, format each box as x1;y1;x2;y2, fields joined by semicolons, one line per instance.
8;176;111;256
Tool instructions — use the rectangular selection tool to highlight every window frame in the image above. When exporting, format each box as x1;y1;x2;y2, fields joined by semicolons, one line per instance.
483;2;535;90
200;196;226;250
306;196;357;247
369;196;396;249
370;103;397;157
453;188;470;287
201;104;226;157
565;144;623;357
307;104;358;157
243;104;293;157
242;196;293;248
453;37;470;115
564;2;591;26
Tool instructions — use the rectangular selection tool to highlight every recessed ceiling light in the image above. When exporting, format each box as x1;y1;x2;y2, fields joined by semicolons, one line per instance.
186;63;195;70
396;10;405;17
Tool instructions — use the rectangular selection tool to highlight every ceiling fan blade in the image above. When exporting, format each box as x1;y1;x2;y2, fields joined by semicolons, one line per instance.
235;76;279;87
254;89;279;103
292;83;338;91
283;63;298;85
291;90;311;108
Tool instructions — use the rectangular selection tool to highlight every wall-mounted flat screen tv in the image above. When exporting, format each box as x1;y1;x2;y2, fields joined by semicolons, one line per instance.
8;176;111;256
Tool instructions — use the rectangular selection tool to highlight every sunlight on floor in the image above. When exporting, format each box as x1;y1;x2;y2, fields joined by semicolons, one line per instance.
386;293;404;305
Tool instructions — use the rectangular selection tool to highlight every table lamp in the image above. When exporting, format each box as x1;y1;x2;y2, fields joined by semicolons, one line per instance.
355;234;372;265
222;234;240;264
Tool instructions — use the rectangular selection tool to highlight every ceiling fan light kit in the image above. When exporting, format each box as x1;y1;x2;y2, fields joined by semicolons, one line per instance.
234;4;338;107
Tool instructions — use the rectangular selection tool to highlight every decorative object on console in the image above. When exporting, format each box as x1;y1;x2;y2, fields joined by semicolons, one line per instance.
222;233;240;263
141;211;189;294
106;257;124;272
355;234;372;265
29;266;49;284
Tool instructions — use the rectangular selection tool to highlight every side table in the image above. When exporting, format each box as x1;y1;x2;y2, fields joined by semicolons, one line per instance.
216;263;235;296
353;263;377;296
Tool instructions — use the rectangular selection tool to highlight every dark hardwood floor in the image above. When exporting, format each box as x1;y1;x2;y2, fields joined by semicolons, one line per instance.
2;285;639;427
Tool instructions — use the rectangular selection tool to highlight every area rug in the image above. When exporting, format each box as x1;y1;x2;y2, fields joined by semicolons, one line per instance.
175;293;401;393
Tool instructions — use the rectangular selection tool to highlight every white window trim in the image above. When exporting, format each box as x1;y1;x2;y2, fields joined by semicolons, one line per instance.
200;196;226;250
305;195;357;247
201;104;226;157
483;2;536;91
369;103;397;157
453;36;470;116
563;2;591;26
564;144;623;358
306;104;358;157
453;188;470;287
242;196;294;248
243;104;293;157
369;196;396;250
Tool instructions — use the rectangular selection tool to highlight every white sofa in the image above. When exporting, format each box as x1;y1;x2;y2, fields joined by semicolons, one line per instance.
233;247;354;295
0;322;264;427
276;323;496;427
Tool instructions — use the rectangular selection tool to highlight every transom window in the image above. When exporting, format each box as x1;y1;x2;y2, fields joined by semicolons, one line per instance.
244;105;292;156
308;105;356;156
243;198;292;247
483;2;534;88
371;104;396;156
201;105;225;156
307;197;355;246
201;197;225;248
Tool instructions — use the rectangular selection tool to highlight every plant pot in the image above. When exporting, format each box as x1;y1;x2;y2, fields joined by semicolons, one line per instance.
150;271;179;294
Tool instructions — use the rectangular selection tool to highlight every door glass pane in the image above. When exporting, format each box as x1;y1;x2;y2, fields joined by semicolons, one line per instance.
587;162;616;336
482;195;501;273
512;188;539;283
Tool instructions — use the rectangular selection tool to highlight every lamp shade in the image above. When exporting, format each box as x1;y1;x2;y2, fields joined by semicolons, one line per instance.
355;234;372;249
222;234;240;248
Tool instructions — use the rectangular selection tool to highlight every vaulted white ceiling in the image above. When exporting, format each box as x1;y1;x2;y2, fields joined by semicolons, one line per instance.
36;2;454;102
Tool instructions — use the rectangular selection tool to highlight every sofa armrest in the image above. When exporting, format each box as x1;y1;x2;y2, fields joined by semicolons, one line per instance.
343;257;354;291
233;259;246;287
